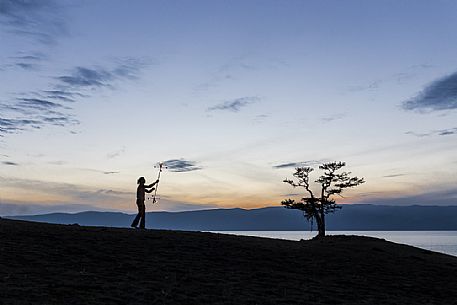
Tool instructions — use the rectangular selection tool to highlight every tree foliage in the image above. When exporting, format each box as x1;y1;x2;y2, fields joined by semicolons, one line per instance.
282;161;365;238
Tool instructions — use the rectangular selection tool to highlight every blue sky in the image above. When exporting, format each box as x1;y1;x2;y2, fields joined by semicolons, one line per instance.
1;0;456;215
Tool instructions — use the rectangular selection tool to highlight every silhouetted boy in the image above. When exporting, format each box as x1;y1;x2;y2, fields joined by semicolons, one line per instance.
131;177;159;229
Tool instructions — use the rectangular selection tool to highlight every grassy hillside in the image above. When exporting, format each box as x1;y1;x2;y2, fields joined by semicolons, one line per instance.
1;218;456;305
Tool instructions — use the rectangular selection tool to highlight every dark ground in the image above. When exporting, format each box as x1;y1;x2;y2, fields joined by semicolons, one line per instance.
1;218;456;305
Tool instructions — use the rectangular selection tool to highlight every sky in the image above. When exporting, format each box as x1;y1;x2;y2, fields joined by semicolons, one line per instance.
1;0;456;215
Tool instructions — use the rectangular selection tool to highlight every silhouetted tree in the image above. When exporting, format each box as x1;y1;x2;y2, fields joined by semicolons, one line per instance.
282;161;365;238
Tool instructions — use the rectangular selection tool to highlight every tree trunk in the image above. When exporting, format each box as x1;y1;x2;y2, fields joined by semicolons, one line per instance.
319;215;326;237
314;213;325;238
316;208;326;238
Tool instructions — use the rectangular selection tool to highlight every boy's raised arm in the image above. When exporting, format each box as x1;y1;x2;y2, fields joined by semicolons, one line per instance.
145;179;159;189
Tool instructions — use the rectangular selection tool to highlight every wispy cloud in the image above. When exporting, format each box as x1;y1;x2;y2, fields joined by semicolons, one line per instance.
165;159;202;172
252;114;269;124
405;127;457;137
43;90;86;97
195;56;257;92
320;113;346;123
437;128;457;136
16;98;69;111
0;117;42;134
273;162;303;169
383;174;406;178
194;56;287;94
348;80;381;92
404;131;430;138
106;146;126;159
0;0;67;44
15;62;34;70
2;161;19;166
0;94;78;135
11;54;44;61
9;52;46;70
57;67;114;88
0;59;147;137
348;64;434;94
207;96;259;112
282;193;301;197
97;189;130;196
393;64;434;85
41;116;77;127
43;90;88;103
78;168;121;175
403;71;457;111
103;171;120;175
112;58;147;80
1;52;46;71
47;160;67;165
56;59;147;90
273;159;330;169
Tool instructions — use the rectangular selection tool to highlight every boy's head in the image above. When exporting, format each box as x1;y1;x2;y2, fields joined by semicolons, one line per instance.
137;177;146;185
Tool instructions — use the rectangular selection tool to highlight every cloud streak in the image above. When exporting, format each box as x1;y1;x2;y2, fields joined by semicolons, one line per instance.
405;127;457;137
0;0;67;44
0;94;78;135
0;52;46;71
320;113;346;123
78;168;121;175
273;159;330;169
16;98;69;111
0;59;147;137
0;117;42;134
207;96;259;112
383;174;406;178
43;90;88;103
403;71;457;111
2;161;19;166
56;59;147;90
57;67;114;88
194;56;257;92
106;147;126;159
165;159;202;172
10;52;46;70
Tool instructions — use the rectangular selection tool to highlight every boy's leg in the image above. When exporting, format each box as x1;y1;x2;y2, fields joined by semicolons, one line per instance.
139;203;146;229
131;213;141;228
131;201;142;228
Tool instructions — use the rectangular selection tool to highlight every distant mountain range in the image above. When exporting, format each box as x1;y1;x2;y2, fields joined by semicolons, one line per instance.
6;204;457;231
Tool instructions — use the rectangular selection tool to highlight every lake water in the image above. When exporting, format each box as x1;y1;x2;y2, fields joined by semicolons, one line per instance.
213;231;457;257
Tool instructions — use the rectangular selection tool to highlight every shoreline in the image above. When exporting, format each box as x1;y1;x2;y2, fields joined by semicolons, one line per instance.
210;230;457;257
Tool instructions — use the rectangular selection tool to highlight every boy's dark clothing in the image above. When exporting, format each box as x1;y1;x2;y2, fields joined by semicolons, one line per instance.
131;181;156;229
131;199;146;229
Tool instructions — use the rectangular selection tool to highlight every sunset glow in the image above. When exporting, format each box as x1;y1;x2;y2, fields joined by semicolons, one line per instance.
1;0;456;215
